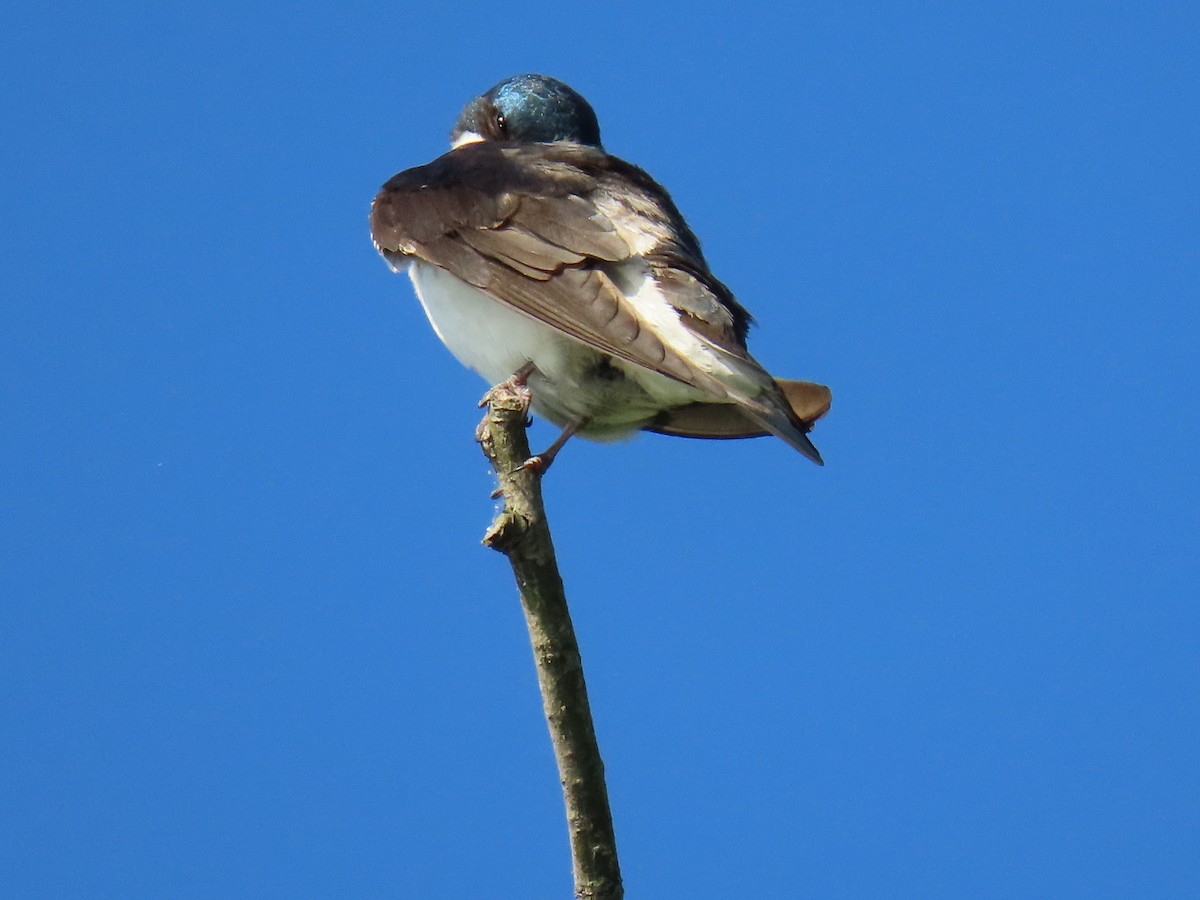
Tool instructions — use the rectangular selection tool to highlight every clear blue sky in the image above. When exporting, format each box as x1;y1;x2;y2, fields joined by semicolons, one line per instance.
3;3;1197;897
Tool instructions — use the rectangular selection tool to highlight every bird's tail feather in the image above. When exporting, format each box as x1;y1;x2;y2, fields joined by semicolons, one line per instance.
644;379;831;466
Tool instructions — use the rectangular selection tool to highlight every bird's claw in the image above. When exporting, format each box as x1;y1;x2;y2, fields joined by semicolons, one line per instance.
513;454;550;476
478;361;539;409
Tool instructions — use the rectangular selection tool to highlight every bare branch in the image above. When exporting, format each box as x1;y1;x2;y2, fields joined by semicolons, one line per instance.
477;383;623;900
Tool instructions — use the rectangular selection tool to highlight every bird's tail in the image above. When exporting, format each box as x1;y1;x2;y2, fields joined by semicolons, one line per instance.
744;379;829;465
644;379;831;466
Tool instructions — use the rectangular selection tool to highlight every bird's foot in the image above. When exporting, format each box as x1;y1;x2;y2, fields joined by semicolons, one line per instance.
478;361;538;412
509;419;584;476
477;363;539;444
486;455;551;495
514;454;552;476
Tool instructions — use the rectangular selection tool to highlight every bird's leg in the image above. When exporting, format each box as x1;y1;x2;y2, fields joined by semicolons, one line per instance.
509;360;537;384
518;419;585;475
477;361;581;474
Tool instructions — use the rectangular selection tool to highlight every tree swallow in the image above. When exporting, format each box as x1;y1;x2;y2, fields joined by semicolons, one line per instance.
370;74;831;465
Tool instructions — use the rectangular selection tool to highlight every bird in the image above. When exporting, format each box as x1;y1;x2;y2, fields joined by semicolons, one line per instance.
370;73;831;467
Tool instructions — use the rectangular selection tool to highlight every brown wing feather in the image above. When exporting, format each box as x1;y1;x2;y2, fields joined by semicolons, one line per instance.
370;141;752;397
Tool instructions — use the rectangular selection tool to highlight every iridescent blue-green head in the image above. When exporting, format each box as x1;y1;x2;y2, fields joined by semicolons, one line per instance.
451;74;602;148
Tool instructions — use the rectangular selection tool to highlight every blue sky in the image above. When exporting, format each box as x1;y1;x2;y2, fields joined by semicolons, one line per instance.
3;2;1197;897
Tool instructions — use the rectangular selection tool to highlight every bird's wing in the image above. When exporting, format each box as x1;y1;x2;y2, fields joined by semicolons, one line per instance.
369;141;754;396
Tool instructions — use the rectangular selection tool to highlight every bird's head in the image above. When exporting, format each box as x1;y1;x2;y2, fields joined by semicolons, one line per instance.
450;74;602;149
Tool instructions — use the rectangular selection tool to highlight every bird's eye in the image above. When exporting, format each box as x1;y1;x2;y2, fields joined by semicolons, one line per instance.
495;113;507;134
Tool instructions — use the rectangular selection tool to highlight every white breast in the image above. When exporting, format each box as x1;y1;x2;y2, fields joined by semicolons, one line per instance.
409;262;571;386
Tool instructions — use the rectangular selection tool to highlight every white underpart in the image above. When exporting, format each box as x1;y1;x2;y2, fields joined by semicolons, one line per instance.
409;260;760;437
410;261;569;386
451;130;484;149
